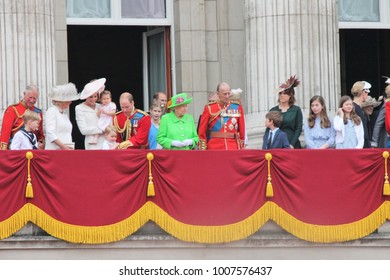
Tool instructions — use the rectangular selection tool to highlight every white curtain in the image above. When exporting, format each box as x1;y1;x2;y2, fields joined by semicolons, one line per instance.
67;0;110;18
148;31;166;101
121;0;165;18
339;0;379;22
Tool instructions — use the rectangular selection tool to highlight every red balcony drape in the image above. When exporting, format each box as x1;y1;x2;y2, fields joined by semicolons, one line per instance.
0;149;389;244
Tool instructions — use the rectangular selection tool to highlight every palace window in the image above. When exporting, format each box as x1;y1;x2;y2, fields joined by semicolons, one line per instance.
339;0;390;28
67;0;170;25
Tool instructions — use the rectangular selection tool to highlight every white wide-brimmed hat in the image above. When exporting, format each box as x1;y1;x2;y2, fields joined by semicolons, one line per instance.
49;83;80;101
80;78;106;100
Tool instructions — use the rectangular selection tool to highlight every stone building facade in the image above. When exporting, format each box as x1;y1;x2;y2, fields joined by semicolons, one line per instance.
1;0;390;259
0;0;343;149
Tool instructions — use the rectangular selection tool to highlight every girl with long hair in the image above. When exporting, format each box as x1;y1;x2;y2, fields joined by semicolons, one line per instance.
304;95;335;149
333;95;364;149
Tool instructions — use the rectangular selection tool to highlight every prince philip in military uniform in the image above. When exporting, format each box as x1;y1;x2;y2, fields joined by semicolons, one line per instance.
198;82;245;150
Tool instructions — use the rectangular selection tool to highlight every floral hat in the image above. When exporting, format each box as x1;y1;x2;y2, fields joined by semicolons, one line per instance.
49;82;80;101
168;93;193;109
80;78;106;100
274;75;300;94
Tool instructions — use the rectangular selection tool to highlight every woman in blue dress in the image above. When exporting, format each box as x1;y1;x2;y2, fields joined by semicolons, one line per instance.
304;95;335;149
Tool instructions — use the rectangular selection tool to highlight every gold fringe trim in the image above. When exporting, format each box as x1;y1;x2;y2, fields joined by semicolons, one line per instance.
0;203;150;244
148;201;390;243
0;205;30;240
1;202;390;244
267;201;390;243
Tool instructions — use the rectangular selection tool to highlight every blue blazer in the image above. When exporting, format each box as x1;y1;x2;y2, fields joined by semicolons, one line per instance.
262;128;291;149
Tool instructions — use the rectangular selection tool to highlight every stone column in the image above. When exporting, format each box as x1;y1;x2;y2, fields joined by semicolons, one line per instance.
173;0;208;118
0;0;56;117
244;0;340;148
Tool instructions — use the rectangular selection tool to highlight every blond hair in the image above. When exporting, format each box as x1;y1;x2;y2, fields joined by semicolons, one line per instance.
104;125;117;136
150;101;162;111
23;110;41;123
351;81;365;97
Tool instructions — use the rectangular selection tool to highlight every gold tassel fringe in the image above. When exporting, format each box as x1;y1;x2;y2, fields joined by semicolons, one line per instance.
147;182;155;197
1;201;390;244
265;153;273;197
25;151;34;198
147;153;155;196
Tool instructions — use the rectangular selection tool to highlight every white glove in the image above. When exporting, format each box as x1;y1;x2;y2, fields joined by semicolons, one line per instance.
182;139;193;146
171;140;185;147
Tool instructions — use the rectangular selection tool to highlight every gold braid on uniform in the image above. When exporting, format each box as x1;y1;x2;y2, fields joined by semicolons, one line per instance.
11;105;25;133
113;115;131;141
207;104;223;125
114;114;134;149
200;102;225;150
199;140;207;150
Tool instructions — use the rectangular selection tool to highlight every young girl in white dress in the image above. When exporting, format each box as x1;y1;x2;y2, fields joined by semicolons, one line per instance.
333;95;364;149
102;125;119;150
97;90;117;131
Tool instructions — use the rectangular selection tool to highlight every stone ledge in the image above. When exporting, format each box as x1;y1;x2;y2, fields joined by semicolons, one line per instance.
2;221;390;250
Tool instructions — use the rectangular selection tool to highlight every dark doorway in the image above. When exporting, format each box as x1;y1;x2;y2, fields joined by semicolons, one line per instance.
67;25;146;149
340;29;390;99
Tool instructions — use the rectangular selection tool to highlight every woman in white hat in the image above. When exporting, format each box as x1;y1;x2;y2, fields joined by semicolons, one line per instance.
75;78;106;150
45;83;80;150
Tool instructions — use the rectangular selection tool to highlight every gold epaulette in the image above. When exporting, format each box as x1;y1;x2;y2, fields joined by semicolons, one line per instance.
115;111;123;115
136;109;149;116
208;100;217;105
231;100;241;105
11;104;24;119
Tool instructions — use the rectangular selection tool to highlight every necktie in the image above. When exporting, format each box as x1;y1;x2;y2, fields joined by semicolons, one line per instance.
267;131;273;149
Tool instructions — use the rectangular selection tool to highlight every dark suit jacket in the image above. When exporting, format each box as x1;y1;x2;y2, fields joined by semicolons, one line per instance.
262;128;291;149
353;102;371;148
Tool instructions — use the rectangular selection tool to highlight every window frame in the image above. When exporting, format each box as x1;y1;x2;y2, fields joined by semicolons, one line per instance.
339;0;390;29
66;0;172;26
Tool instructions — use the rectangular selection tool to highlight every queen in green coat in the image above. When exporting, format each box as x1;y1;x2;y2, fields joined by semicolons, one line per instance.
157;93;199;150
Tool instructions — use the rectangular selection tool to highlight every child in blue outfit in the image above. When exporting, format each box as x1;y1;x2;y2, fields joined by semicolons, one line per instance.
148;102;163;150
262;111;291;149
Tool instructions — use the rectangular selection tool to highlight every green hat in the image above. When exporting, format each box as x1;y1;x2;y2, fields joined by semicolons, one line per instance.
168;93;193;109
